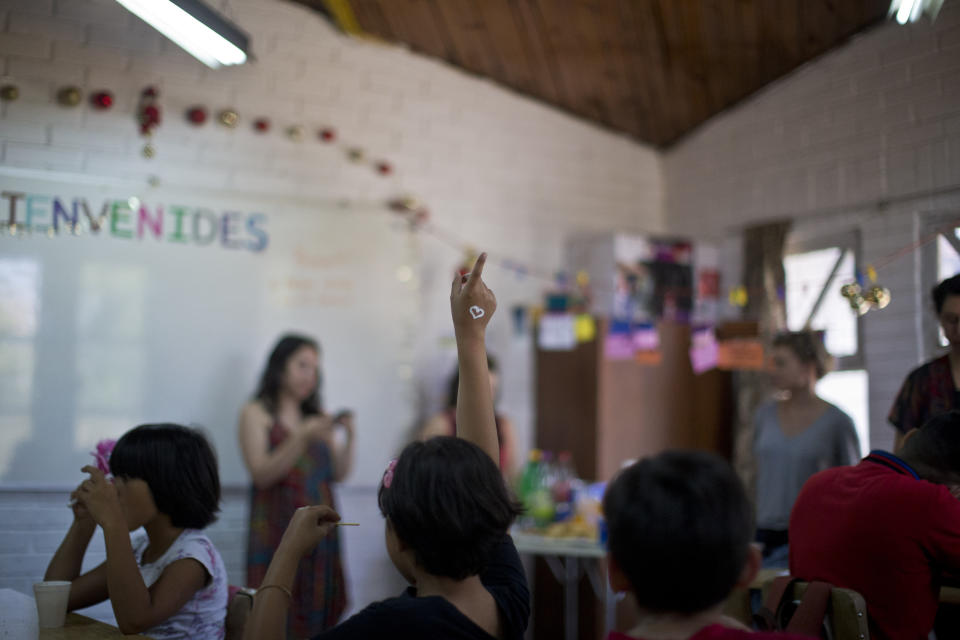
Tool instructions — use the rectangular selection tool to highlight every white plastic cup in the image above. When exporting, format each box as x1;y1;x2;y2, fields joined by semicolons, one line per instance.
33;581;71;629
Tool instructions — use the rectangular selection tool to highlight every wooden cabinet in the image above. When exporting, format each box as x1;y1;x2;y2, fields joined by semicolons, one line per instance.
531;318;733;639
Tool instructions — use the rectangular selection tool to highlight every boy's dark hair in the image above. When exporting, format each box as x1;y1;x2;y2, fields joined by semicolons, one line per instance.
899;411;960;485
378;437;522;580
110;423;221;529
445;354;499;409
932;274;960;315
255;334;322;416
772;330;834;380
603;450;753;614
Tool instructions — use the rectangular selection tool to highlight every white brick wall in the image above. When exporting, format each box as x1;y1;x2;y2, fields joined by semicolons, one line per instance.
664;1;960;452
0;0;660;624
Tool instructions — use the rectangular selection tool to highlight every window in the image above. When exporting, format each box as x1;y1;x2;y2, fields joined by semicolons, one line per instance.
784;232;869;455
921;213;960;359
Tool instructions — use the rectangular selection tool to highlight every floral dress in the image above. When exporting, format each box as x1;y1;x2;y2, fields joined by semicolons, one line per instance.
246;421;346;638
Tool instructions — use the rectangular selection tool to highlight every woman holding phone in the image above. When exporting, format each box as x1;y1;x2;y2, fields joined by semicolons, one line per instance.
238;334;356;637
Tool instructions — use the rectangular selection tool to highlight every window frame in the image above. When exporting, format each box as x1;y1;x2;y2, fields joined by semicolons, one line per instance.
784;230;864;371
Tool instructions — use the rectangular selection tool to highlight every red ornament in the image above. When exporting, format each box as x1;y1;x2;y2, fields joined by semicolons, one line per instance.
254;118;270;133
90;91;113;110
376;161;392;176
136;87;162;156
319;128;336;142
186;106;208;125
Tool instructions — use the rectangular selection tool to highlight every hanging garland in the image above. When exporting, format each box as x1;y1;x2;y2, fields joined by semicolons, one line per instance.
5;83;955;316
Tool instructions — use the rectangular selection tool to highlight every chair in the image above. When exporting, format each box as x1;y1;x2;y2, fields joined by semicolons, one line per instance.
225;586;257;640
760;578;869;640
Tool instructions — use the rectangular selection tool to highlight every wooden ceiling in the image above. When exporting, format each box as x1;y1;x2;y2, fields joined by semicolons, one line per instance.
293;0;892;148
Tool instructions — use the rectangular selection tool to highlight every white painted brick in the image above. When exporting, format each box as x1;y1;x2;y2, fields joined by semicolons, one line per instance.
4;141;83;170
52;41;129;71
6;56;85;84
1;0;54;15
49;124;131;152
3;99;83;126
0;120;49;144
0;32;52;59
87;23;162;54
53;0;131;27
8;11;87;43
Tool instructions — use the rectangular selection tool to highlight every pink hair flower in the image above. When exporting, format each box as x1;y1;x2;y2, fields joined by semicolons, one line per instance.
383;459;398;489
92;438;117;476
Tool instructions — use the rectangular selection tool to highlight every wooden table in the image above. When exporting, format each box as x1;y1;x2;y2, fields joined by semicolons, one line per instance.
0;588;150;639
41;613;152;639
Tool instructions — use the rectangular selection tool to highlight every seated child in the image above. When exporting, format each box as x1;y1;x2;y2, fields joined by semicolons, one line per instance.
45;424;227;639
603;450;809;640
244;253;530;640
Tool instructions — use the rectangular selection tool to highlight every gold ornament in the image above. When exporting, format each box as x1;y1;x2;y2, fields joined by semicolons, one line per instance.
142;142;156;158
0;84;19;101
286;125;305;141
347;148;365;163
57;86;83;107
218;109;239;128
840;282;861;300
865;285;891;310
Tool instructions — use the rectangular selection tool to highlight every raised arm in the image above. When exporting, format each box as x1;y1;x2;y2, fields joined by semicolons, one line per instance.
450;253;499;463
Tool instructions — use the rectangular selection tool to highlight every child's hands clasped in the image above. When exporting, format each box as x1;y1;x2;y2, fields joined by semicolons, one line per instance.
451;253;496;341
279;505;342;557
76;466;125;530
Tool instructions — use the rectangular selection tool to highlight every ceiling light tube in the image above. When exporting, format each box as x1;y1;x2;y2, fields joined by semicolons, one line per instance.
114;0;250;68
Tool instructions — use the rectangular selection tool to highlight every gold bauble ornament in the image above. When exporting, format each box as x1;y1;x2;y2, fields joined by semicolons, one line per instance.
0;84;19;101
286;125;305;142
57;86;82;107
218;109;239;128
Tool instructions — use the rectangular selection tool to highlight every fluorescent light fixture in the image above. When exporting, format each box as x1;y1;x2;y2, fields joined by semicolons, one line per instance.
114;0;250;68
888;0;944;24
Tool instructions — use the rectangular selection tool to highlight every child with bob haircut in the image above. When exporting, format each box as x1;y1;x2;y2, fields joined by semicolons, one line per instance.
45;423;227;639
244;253;530;640
603;450;809;640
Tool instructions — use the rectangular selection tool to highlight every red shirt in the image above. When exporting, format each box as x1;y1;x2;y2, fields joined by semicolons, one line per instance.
790;451;960;640
608;625;808;640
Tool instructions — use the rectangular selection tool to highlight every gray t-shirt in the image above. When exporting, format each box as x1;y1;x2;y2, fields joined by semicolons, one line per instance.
753;401;860;530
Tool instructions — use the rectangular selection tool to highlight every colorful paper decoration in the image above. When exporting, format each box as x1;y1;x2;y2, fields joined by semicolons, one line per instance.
634;349;663;366
728;285;748;308
717;339;765;370
538;314;577;351
604;333;635;361
574;314;596;342
689;327;719;375
632;324;659;351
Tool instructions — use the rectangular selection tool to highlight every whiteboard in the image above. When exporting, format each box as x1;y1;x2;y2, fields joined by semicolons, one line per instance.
0;169;419;488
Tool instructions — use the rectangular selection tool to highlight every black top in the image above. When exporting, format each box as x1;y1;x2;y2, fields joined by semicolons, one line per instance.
313;535;529;640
